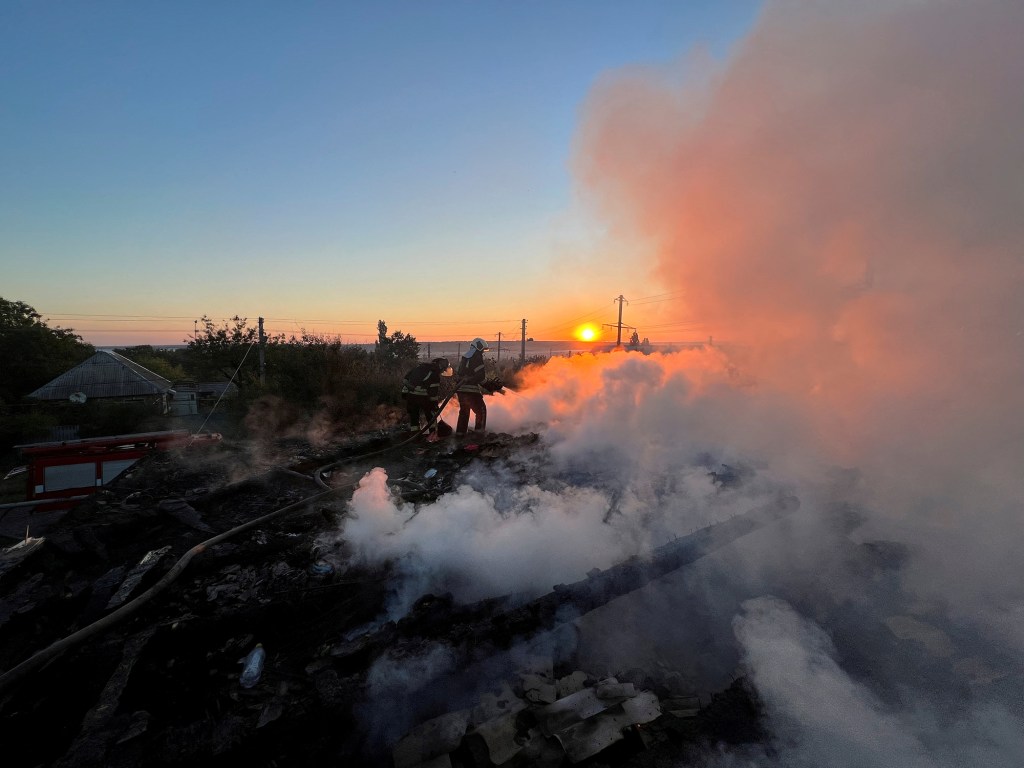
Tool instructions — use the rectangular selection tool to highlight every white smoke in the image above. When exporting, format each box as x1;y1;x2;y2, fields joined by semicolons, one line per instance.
342;370;790;616
559;0;1024;762
717;597;1024;768
346;467;628;610
338;0;1024;761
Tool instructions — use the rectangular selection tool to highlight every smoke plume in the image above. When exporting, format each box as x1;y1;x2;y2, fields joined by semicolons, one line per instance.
574;0;1024;638
343;355;792;615
338;0;1024;760
564;0;1024;762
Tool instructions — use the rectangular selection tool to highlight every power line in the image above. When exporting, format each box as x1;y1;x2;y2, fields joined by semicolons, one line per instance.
635;321;705;331
530;304;614;336
38;308;708;342
629;289;689;304
631;296;688;307
39;313;198;320
604;294;631;346
58;328;195;333
41;311;512;325
528;291;689;337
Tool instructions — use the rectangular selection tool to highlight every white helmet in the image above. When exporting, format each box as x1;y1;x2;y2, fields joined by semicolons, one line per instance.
470;337;490;352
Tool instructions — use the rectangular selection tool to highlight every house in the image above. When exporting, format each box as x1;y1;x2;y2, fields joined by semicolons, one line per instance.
27;351;237;418
27;350;172;404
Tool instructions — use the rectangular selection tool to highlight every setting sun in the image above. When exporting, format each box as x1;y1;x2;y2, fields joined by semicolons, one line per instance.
575;324;600;342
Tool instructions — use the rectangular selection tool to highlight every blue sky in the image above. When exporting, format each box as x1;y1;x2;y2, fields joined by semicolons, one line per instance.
1;1;761;345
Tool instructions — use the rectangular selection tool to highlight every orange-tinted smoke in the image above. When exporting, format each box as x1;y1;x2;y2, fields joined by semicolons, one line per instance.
573;0;1024;472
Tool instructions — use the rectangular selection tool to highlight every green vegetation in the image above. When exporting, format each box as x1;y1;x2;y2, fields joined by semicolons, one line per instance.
1;298;560;468
0;302;437;464
0;298;94;404
373;319;420;364
0;298;96;453
181;315;275;386
175;317;421;426
112;345;187;382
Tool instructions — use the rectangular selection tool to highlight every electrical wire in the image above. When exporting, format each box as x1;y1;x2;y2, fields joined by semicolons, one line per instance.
40;312;514;326
187;341;256;446
628;289;689;305
37;308;708;344
638;320;706;330
529;303;614;337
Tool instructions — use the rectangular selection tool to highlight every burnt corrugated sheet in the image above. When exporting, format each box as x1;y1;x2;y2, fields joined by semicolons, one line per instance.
27;351;171;400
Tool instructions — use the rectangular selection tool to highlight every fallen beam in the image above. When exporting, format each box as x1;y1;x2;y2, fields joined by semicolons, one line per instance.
331;493;800;668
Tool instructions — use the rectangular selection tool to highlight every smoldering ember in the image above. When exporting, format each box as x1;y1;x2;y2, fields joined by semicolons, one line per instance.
3;348;1022;768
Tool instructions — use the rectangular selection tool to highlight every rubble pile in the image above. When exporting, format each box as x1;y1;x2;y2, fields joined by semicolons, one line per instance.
392;668;665;767
0;431;774;767
389;660;767;768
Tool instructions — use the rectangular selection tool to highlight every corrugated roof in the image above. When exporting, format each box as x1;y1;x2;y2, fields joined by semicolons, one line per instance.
27;350;172;401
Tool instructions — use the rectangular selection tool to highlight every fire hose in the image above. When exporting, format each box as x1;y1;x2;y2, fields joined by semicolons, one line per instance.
0;484;347;694
0;370;510;693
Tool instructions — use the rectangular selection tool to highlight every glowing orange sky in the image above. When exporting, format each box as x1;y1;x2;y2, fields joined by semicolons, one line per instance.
573;0;1024;450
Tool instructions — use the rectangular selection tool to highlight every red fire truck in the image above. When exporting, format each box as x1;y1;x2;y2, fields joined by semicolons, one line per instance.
15;430;221;504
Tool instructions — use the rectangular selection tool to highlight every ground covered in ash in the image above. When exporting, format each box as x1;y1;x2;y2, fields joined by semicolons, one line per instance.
0;431;774;768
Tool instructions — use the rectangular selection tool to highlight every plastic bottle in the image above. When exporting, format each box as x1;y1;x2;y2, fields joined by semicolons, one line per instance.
239;643;266;688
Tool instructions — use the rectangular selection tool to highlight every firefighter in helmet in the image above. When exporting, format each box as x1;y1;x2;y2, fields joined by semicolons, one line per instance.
455;338;489;437
401;357;451;442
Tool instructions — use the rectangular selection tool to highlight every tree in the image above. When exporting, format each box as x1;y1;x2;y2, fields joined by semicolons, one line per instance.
373;320;420;366
0;298;94;402
183;315;282;386
114;345;187;383
263;331;399;412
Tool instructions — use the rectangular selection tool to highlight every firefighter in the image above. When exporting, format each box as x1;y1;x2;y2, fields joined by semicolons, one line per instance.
456;338;489;437
401;357;451;442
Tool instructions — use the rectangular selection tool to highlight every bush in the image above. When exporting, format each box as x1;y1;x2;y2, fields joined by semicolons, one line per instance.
0;298;94;402
0;407;59;459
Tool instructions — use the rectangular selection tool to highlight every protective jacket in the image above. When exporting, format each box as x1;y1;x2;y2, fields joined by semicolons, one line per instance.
456;349;487;394
402;362;442;401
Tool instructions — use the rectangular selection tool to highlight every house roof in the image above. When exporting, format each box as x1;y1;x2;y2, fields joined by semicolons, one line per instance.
27;350;172;401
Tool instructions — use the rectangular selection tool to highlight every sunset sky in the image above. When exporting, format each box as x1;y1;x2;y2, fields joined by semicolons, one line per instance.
3;3;1022;761
1;1;759;347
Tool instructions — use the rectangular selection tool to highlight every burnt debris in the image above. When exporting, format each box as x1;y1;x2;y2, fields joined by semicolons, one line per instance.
0;430;788;767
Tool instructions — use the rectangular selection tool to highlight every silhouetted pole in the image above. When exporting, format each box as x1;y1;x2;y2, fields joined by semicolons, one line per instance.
615;295;627;347
258;317;266;385
496;331;502;364
520;319;527;364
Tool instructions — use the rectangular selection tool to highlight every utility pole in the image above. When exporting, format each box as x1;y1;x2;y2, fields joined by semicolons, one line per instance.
602;296;633;348
520;319;527;364
496;332;502;364
614;295;627;346
258;316;266;385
